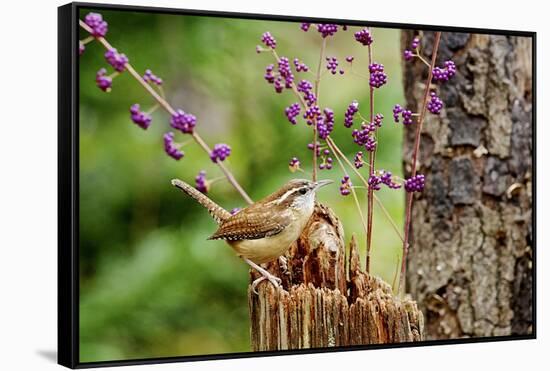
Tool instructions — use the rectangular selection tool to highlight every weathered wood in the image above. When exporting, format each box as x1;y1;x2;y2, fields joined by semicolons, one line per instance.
401;31;533;339
248;204;424;350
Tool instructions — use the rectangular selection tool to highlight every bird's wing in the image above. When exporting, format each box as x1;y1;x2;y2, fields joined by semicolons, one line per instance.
208;208;292;241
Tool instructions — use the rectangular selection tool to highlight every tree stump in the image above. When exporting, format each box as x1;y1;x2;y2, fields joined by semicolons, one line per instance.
248;204;424;351
401;31;533;339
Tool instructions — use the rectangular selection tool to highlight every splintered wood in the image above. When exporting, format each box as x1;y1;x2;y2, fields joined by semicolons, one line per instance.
248;204;424;351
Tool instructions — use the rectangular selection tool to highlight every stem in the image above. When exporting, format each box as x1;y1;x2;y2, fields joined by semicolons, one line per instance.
312;38;327;183
327;136;403;242
79;19;253;205
366;29;375;273
80;35;94;45
326;139;369;251
398;31;441;296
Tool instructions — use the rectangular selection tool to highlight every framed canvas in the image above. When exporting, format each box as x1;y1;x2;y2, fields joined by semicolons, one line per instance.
58;2;536;368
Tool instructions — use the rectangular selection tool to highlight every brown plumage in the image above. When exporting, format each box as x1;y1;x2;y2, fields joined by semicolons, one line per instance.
171;178;332;268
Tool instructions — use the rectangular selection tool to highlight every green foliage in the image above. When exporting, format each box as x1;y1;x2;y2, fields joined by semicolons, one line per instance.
79;8;405;362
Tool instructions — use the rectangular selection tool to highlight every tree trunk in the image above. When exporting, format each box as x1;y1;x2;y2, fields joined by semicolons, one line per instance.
402;31;533;339
248;204;424;350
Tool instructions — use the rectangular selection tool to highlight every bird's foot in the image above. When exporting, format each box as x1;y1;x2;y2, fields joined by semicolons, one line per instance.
278;256;290;275
251;274;281;294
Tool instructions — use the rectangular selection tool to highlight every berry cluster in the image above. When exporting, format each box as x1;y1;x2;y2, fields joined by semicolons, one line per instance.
143;69;163;85
392;105;413;125
84;12;108;37
352;122;377;151
210;143;231;163
317;108;335;139
403;50;414;61
317;24;338;38
373;113;383;127
170;109;197;134
403;37;420;61
326;57;338;75
307;141;322;157
95;68;112;92
339;175;352;196
368;175;382;190
195;170;208;193
129;104;152;129
354;28;373;46
261;32;277;49
285;103;301;125
297;79;316;106
288;157;301;172
432;60;456;82
344;100;359;128
427;91;443;114
300;23;311;32
104;48;128;72
293;58;309;72
319;149;334;170
354;151;364;169
369;63;388;88
404;174;425;192
163;132;184;160
304;105;321;126
380;170;402;189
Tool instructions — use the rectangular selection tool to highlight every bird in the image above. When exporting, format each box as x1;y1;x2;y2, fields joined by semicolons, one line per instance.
171;178;333;292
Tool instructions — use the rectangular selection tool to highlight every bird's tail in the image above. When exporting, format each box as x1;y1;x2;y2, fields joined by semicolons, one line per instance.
171;179;232;224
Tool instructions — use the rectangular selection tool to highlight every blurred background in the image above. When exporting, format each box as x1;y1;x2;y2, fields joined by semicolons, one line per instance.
78;7;405;362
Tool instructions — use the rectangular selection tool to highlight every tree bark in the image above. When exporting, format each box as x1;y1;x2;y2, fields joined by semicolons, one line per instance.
402;31;533;339
248;204;424;350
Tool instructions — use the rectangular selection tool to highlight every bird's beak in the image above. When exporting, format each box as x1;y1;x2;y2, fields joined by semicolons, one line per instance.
314;179;333;189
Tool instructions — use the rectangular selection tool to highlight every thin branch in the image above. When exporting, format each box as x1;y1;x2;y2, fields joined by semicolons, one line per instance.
79;19;253;205
366;29;375;273
398;31;441;295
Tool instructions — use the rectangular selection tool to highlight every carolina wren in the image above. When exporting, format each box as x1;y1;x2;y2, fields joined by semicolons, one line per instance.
171;178;332;291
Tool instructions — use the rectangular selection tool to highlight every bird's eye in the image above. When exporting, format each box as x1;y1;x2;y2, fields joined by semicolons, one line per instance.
299;188;307;195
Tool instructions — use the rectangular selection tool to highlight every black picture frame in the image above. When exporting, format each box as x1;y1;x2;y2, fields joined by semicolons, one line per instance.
58;2;537;368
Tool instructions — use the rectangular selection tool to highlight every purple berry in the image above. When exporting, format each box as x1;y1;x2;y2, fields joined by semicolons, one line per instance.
368;175;382;190
317;24;338;38
195;170;208;193
354;28;373;46
95;68;112;92
352;122;376;147
289;157;301;172
369;63;387;88
340;175;352;196
344;100;359;128
261;32;277;49
317;108;334;139
129;104;152;129
411;37;420;50
104;48;128;72
379;170;402;189
393;104;403;123
143;69;163;85
404;49;413;61
433;60;456;82
278;56;294;89
294;58;309;72
285;103;301;125
170;109;196;134
402;109;413;125
427;91;444;114
84;12;108;37
264;64;275;83
404;174;425;192
79;41;85;56
345;55;354;63
210;143;231;163
163;132;184;160
326;57;338;75
354;151;363;169
300;23;311;32
374;113;383;127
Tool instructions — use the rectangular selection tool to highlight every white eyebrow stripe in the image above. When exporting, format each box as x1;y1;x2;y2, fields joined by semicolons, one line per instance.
265;187;302;206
